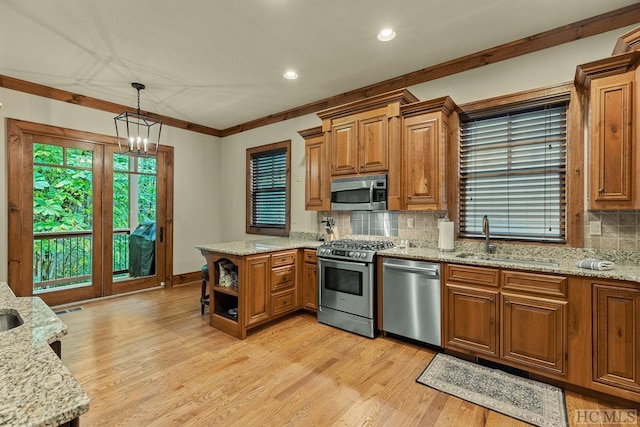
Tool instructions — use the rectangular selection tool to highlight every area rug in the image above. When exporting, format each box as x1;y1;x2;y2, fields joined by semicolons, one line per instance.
416;353;568;427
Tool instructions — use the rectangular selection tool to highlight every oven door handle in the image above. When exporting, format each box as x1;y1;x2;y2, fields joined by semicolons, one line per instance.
318;258;369;268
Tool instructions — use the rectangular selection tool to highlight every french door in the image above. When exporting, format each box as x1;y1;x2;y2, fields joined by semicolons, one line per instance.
7;119;173;306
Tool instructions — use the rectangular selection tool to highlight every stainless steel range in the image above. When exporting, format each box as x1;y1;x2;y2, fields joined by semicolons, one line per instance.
317;239;394;338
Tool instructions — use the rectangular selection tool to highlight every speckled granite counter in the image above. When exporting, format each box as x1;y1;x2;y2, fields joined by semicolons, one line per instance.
194;237;322;256
378;247;640;284
0;282;90;426
194;236;640;284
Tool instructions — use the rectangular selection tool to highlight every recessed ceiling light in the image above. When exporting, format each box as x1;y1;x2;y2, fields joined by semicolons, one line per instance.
283;70;299;80
377;28;396;42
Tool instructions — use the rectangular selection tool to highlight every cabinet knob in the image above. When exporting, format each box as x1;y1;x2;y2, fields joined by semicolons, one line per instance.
598;188;604;194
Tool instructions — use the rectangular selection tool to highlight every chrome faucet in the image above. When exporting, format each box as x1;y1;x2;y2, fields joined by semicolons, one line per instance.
482;215;496;253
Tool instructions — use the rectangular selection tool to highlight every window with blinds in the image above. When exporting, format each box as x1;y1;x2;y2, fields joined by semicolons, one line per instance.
246;140;290;236
459;102;568;243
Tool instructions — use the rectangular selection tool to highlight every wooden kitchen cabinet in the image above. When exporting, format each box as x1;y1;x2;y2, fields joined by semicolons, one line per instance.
270;250;297;317
576;52;640;210
244;254;271;327
445;284;499;357
500;270;568;375
501;293;566;375
317;89;418;210
444;264;569;376
299;127;330;210
328;109;388;176
400;97;457;210
200;249;302;339
302;249;318;311
444;264;499;357
592;282;640;393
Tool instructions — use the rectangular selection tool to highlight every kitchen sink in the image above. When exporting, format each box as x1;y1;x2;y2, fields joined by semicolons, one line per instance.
0;312;23;332
455;253;560;267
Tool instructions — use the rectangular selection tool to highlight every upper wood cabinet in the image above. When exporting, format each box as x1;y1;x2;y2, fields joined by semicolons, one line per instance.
400;97;457;210
576;52;640;210
299;127;329;210
317;89;418;210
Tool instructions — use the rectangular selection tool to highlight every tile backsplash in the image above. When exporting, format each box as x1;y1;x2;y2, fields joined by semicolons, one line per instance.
317;210;640;253
318;211;447;240
583;211;639;252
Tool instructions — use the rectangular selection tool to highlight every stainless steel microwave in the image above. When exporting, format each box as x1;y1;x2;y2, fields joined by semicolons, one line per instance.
330;174;387;211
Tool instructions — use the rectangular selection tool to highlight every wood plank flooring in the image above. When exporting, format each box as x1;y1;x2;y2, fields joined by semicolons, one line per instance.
57;283;635;426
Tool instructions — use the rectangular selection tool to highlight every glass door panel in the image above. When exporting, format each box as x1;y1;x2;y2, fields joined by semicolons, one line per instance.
106;147;166;295
31;137;104;306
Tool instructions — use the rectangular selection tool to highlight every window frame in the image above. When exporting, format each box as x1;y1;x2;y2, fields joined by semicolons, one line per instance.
455;83;583;247
245;140;291;237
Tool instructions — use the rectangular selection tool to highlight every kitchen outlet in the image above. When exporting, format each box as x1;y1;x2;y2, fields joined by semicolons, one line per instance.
589;220;602;236
407;217;415;228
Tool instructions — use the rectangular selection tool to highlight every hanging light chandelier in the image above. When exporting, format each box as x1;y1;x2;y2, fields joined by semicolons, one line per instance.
114;82;162;157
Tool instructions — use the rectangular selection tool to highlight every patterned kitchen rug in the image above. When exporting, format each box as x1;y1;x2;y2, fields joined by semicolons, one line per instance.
416;353;568;427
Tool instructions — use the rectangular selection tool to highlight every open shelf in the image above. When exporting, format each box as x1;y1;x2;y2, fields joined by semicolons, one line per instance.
213;285;238;296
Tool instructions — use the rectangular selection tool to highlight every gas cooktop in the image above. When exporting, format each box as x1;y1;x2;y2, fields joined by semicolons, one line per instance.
317;239;395;262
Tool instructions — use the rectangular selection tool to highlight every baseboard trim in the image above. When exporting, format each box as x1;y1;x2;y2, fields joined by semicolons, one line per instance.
172;271;201;287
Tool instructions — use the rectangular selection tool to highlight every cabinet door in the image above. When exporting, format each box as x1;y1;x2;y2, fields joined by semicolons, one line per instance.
302;261;318;311
244;254;271;327
501;293;567;375
330;120;358;176
304;134;329;210
590;73;634;209
358;114;388;173
445;284;498;357
402;113;441;208
593;284;640;392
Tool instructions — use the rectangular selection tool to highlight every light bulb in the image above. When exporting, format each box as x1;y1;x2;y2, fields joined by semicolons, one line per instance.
377;28;396;41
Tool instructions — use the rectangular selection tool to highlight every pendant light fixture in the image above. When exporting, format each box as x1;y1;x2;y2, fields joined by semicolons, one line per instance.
114;82;162;157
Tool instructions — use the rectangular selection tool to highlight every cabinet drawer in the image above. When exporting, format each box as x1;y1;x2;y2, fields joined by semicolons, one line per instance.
271;290;296;316
303;249;317;263
271;265;295;292
501;270;567;298
446;264;499;288
271;250;297;267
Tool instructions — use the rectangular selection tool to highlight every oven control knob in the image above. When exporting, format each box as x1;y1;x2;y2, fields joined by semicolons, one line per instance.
360;253;367;259
349;251;355;257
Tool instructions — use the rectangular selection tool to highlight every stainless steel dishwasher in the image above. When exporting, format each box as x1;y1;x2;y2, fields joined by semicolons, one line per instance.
382;257;441;346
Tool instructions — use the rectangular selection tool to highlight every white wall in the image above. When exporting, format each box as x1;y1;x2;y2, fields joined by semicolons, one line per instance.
0;87;222;281
1;25;636;280
217;26;636;240
220;114;321;242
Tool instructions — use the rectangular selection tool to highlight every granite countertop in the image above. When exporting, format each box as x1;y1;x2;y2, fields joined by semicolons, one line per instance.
195;237;323;256
194;236;640;284
0;282;90;426
378;247;640;284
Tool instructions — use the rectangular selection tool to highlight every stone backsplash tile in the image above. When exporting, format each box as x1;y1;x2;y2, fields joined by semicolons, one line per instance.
315;209;640;263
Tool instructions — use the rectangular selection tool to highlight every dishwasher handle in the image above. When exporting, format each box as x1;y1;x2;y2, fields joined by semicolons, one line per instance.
382;262;440;277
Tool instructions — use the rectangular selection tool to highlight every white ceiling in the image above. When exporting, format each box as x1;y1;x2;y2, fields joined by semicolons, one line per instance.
0;0;637;131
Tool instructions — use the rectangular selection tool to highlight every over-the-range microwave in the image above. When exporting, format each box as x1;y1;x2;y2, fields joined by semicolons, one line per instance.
330;174;387;211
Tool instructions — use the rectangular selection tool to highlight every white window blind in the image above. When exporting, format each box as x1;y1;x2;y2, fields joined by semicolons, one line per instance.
459;102;568;243
249;149;287;229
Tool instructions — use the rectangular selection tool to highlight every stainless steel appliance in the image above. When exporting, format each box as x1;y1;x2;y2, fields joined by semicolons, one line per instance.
381;258;441;346
330;174;387;211
317;239;394;337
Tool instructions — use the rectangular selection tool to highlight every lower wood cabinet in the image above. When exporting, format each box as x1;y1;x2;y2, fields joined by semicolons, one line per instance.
444;264;568;377
501;292;566;375
201;249;300;339
592;283;640;393
445;284;498;357
302;249;318;311
244;254;271;327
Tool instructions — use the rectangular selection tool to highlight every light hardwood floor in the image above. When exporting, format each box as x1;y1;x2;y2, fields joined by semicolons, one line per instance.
58;283;635;426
